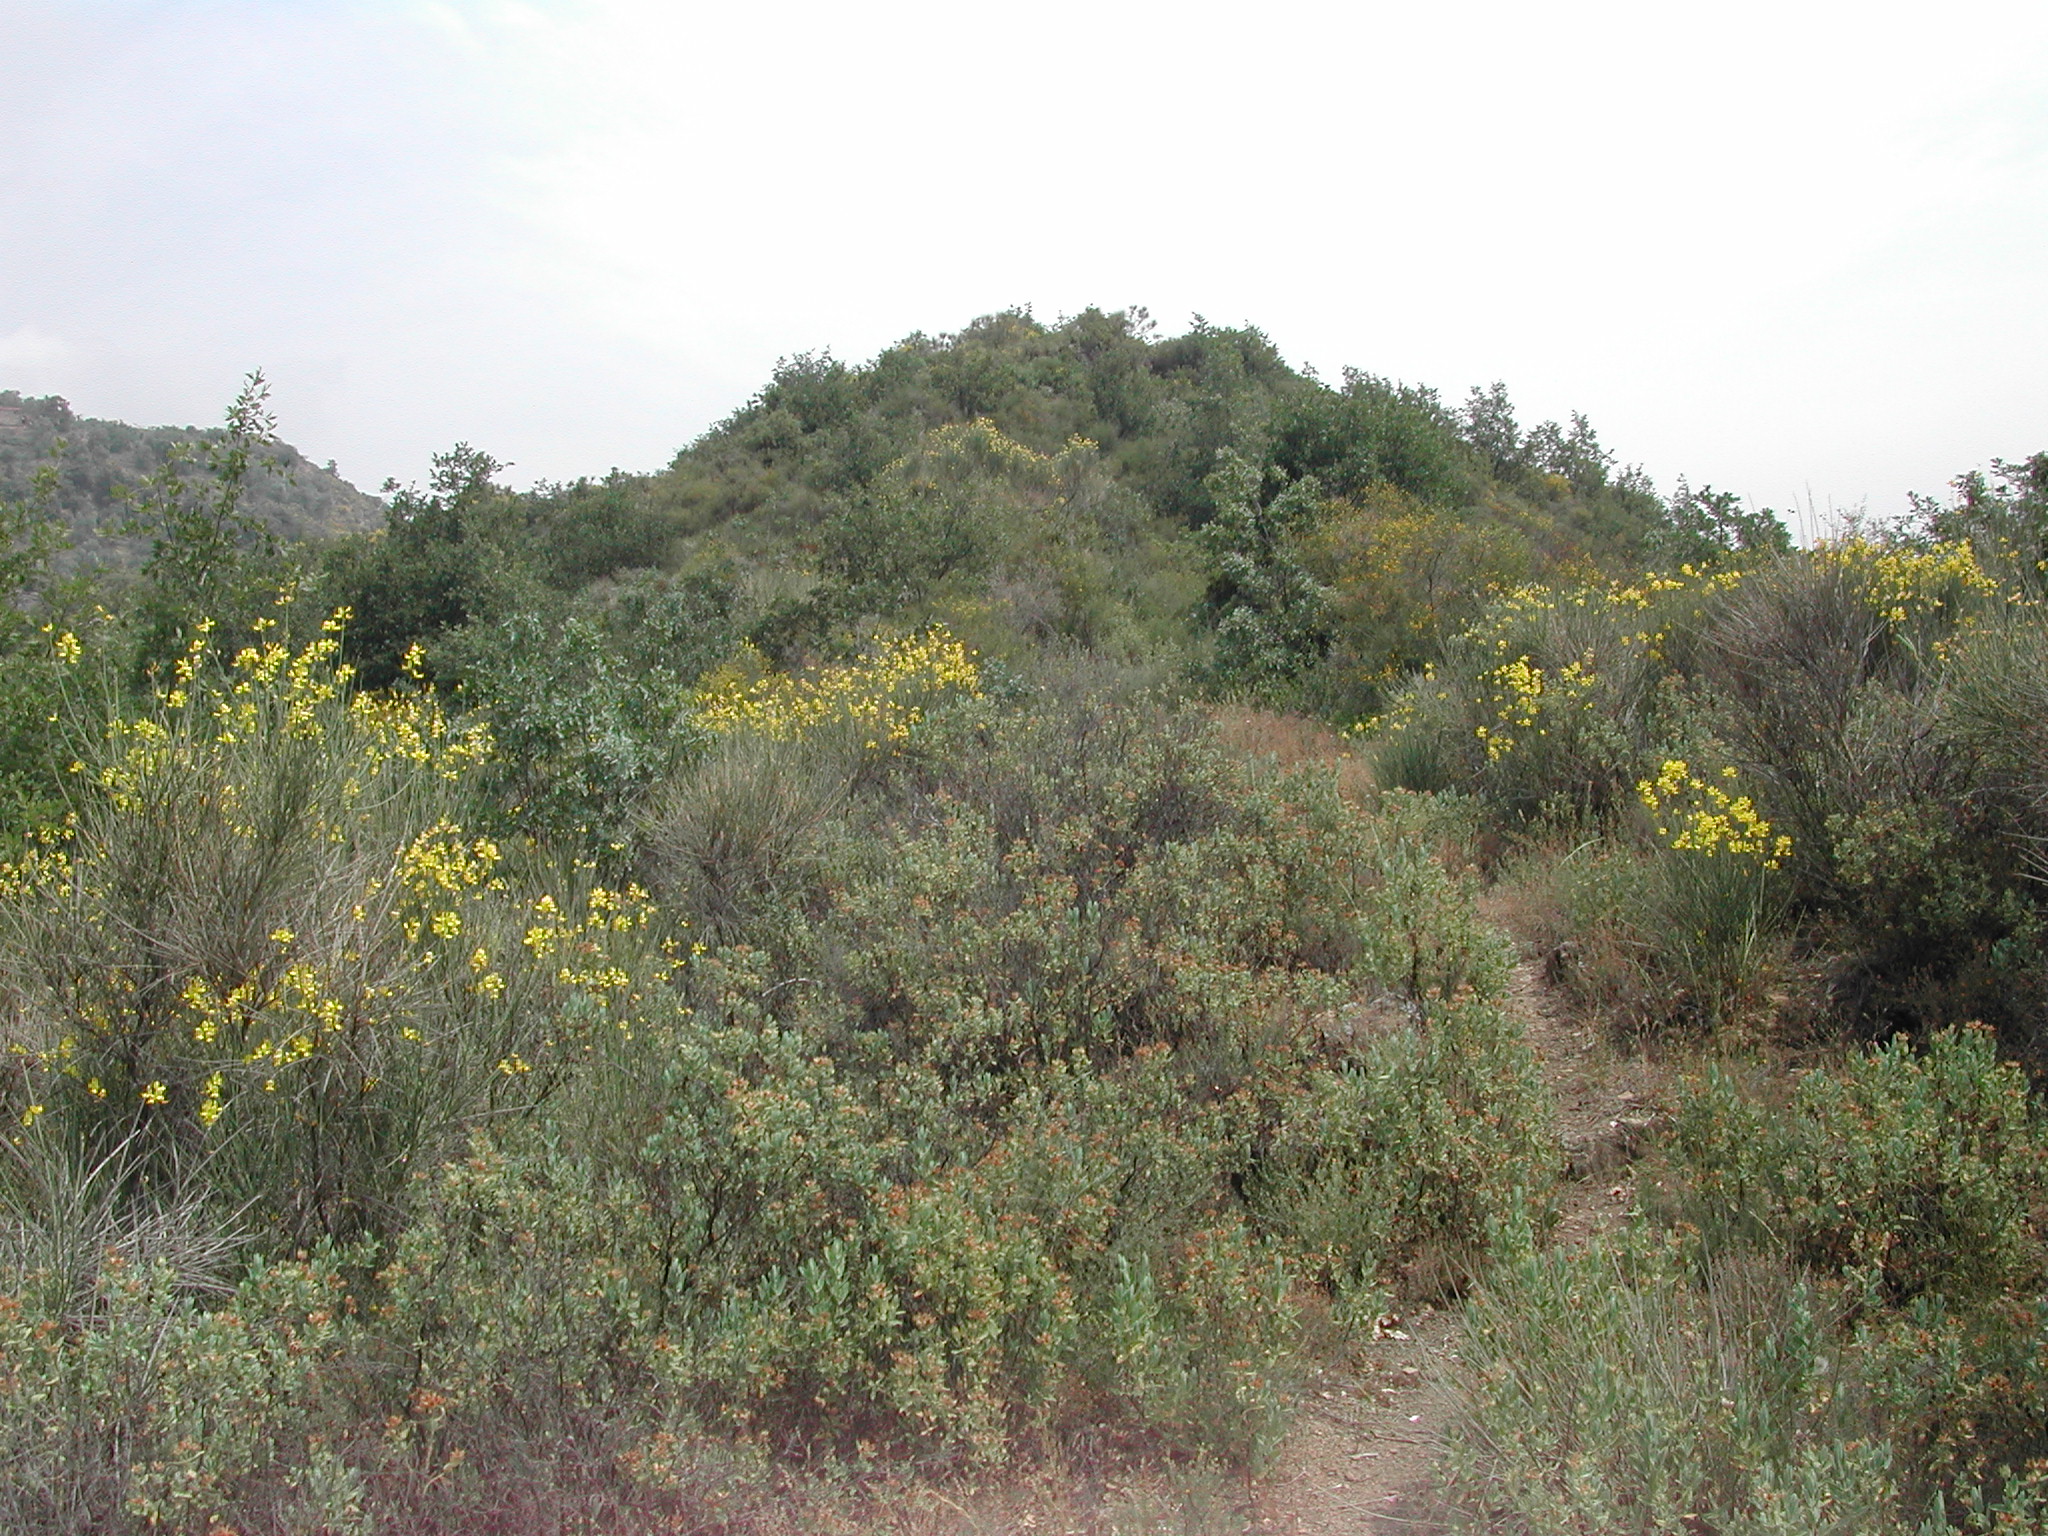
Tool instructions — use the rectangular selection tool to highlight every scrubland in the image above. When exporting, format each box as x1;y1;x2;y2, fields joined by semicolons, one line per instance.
2;313;2045;1532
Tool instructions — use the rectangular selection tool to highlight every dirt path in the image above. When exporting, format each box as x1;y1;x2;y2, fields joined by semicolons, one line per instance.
1254;924;1668;1535
1203;712;1673;1533
881;718;1674;1536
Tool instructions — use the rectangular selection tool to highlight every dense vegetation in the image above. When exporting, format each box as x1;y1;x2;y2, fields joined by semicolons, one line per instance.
0;385;381;570
0;313;2043;1533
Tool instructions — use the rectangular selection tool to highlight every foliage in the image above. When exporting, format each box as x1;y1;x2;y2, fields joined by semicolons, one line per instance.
638;730;843;946
0;615;670;1247
115;372;308;679
1671;1026;2044;1304
1448;1235;1910;1535
1301;482;1532;708
1265;368;1470;507
321;444;533;690
5;333;2046;1531
0;1244;362;1534
1199;451;1328;687
0;607;1559;1517
366;695;1557;1474
815;420;1163;657
1656;478;1794;568
1916;450;2048;603
1645;1031;2048;1526
445;602;708;843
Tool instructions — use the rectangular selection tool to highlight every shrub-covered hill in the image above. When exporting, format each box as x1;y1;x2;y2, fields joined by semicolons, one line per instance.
316;308;1786;727
6;311;2047;1534
0;388;382;569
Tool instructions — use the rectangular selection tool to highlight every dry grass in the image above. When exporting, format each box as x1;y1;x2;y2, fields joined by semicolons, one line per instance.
1207;707;1374;805
343;1443;1254;1536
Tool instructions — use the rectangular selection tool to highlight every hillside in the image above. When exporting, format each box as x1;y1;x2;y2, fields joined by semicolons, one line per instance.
0;389;383;570
1;312;2044;1536
311;308;1786;719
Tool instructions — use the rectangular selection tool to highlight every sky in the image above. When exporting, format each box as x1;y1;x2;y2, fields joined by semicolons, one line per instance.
1;0;2044;526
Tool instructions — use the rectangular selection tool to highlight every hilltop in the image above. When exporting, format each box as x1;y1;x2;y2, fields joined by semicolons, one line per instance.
0;389;382;571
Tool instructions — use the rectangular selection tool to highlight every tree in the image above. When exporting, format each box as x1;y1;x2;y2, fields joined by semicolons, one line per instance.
1460;381;1522;474
1918;451;2048;598
324;444;530;689
1201;450;1329;686
119;370;287;676
1523;411;1614;495
1657;479;1792;566
1265;373;1469;508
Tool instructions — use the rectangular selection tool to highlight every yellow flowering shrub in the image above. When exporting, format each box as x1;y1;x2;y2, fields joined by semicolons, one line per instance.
691;627;982;746
1812;536;1997;626
1370;562;1757;817
0;611;677;1242
1472;651;1599;763
1637;759;1792;868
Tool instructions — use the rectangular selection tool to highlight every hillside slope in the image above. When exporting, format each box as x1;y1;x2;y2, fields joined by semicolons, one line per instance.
0;389;382;570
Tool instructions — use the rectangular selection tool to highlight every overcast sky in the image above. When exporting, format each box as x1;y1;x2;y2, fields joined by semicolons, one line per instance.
2;0;2044;525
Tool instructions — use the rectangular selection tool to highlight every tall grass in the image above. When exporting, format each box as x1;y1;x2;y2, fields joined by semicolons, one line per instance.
1447;1237;1906;1536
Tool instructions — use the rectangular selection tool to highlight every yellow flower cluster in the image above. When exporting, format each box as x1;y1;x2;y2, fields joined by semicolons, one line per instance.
89;615;492;832
1637;759;1792;867
519;881;663;1002
44;624;82;665
4;604;656;1141
1473;564;1746;668
1473;652;1597;762
693;628;982;747
1813;538;1997;625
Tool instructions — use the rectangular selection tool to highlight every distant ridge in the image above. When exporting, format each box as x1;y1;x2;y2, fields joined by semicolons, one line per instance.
0;390;383;571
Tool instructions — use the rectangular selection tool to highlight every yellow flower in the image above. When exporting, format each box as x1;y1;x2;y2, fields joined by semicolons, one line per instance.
1638;759;1790;867
139;1080;168;1106
693;627;981;744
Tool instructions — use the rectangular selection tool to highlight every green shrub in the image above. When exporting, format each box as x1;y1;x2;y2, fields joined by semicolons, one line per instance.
0;1245;360;1534
383;1013;1295;1469
639;731;844;947
377;694;1554;1474
443;604;707;843
1857;1289;2048;1524
1447;1235;1908;1535
1665;1028;2048;1527
1245;995;1550;1304
1495;839;1677;1030
1672;1026;2044;1304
